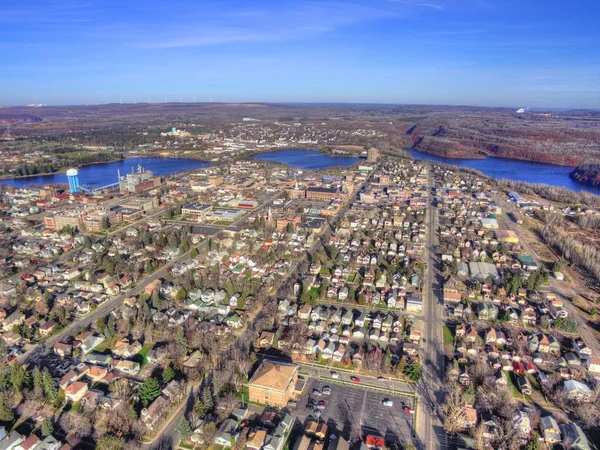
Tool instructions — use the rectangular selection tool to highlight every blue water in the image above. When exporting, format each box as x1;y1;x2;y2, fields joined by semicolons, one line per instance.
252;149;359;169
407;148;600;194
1;157;211;189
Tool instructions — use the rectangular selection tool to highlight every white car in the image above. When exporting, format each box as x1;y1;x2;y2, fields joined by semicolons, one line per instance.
382;399;393;407
331;371;339;379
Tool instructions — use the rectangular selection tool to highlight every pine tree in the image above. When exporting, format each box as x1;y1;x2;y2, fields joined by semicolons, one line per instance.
139;377;161;407
32;367;44;400
177;418;193;441
42;368;58;403
10;364;30;393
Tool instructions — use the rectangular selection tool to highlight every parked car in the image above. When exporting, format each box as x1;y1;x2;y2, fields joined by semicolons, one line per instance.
350;376;360;382
322;386;331;395
331;371;339;379
317;400;328;407
383;399;393;407
312;389;322;396
287;400;298;408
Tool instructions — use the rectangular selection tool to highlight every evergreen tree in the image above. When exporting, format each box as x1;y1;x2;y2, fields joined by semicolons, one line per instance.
177;418;193;441
523;433;542;450
162;366;175;383
139;377;161;407
32;367;44;400
404;360;422;382
10;364;30;393
41;419;54;437
42;368;58;403
0;394;14;422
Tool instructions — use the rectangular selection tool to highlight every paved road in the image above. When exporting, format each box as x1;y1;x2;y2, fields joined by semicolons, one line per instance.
416;166;445;450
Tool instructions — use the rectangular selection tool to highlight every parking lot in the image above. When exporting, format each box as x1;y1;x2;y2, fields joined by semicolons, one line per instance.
291;377;415;446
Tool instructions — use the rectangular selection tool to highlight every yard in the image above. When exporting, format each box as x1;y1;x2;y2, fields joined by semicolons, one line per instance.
443;325;454;345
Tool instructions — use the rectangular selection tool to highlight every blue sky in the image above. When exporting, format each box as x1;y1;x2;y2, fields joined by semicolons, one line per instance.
1;0;600;107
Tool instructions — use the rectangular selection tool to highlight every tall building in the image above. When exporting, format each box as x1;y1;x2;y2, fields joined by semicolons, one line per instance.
367;148;380;162
66;168;80;194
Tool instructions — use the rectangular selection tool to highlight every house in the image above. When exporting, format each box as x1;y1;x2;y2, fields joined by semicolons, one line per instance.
53;342;72;358
80;335;105;354
141;394;170;430
255;331;275;349
114;360;141;376
586;356;600;376
64;381;89;402
561;422;591;450
405;295;423;313
540;416;561;444
247;430;267;450
35;436;61;450
512;410;532;440
564;380;593;402
263;434;284;450
515;374;531;395
15;435;39;450
214;419;239;447
0;431;24;450
457;405;478;430
248;360;299;408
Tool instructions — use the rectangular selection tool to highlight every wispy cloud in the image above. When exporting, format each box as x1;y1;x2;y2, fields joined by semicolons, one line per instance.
142;2;398;49
387;0;443;10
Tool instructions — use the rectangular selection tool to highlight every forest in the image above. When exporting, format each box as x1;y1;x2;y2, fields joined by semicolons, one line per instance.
570;158;600;187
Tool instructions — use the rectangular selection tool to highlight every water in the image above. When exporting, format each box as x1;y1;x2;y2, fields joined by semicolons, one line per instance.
252;149;359;169
1;157;211;189
407;148;600;195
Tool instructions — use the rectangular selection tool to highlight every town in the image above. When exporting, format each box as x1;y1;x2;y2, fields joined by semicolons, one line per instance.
1;145;600;450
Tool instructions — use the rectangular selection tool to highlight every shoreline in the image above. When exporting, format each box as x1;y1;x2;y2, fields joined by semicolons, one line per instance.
409;147;579;167
0;155;127;181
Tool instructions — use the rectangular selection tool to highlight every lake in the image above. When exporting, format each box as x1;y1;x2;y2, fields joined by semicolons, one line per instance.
406;149;600;194
252;149;359;169
1;157;211;189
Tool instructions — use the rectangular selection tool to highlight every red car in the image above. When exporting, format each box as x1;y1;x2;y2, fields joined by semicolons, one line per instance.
350;376;360;382
317;400;328;407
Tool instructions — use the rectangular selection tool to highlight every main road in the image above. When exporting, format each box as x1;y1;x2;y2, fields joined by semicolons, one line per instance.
416;165;446;450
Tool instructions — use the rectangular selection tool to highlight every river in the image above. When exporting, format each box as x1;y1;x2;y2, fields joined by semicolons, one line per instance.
252;149;359;169
1;157;211;189
406;149;600;194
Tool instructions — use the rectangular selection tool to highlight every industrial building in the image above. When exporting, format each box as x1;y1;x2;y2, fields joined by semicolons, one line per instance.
118;165;161;193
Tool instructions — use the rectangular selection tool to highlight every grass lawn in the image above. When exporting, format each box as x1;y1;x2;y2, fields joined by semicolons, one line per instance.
237;385;249;404
138;343;155;367
506;373;522;398
443;325;454;345
93;335;119;353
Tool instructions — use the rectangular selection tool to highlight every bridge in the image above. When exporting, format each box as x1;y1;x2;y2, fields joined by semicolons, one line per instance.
77;182;120;195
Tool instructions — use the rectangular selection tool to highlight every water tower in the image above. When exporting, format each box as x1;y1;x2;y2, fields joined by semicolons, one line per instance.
66;168;80;193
